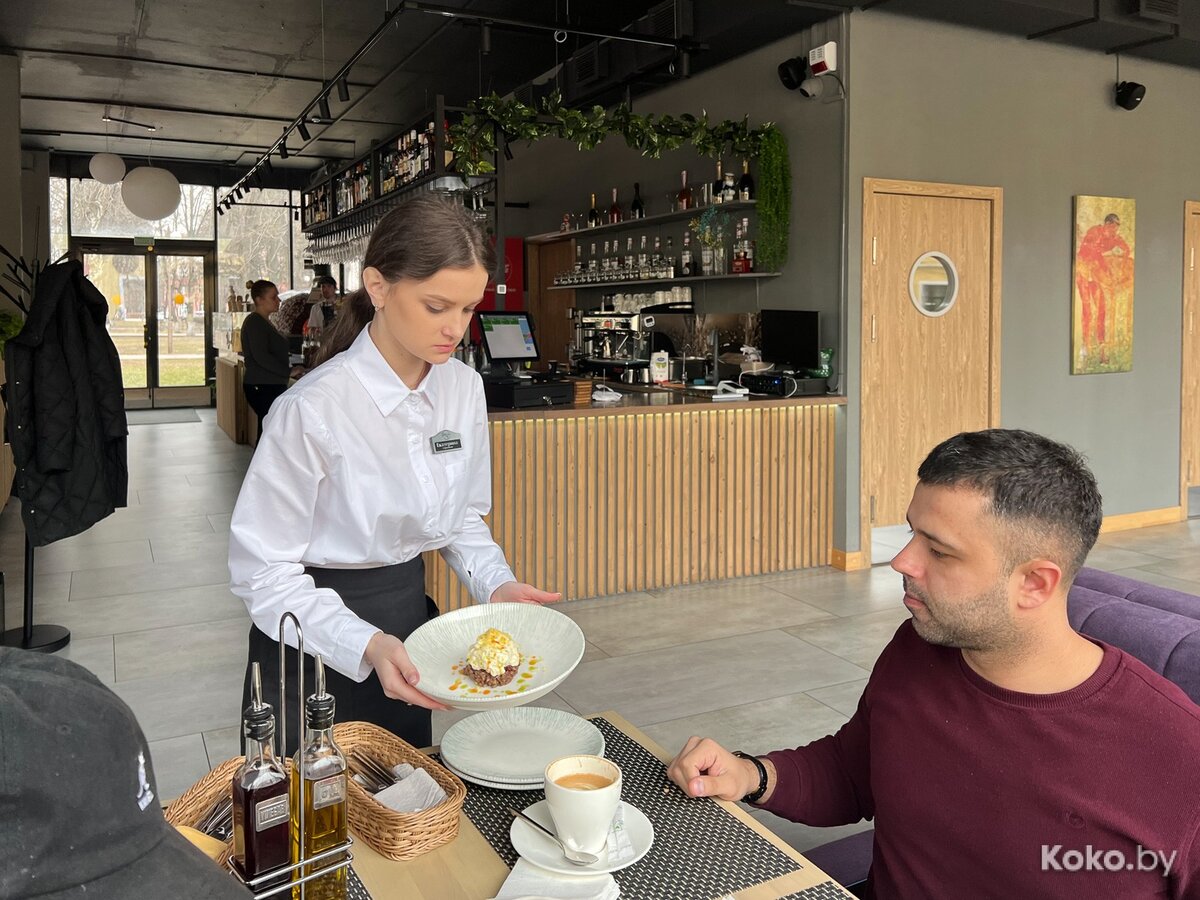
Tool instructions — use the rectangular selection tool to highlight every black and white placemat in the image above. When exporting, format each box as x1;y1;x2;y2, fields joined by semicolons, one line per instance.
347;866;373;900
444;716;803;900
777;882;859;900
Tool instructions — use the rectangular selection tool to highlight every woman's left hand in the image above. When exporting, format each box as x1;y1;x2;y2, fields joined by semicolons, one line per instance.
490;581;562;605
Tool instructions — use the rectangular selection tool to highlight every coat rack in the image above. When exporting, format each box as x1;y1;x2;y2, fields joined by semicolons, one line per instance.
0;241;72;653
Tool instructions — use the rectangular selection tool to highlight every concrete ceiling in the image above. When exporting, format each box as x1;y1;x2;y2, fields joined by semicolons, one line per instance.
2;1;697;175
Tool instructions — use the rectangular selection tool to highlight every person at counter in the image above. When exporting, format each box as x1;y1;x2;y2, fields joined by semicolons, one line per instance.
229;195;560;752
240;279;303;442
667;429;1200;899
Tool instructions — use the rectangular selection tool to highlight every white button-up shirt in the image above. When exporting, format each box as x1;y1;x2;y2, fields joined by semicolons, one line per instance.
229;325;515;681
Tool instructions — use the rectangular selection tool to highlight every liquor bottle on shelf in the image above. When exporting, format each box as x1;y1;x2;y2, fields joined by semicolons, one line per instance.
601;241;612;279
677;171;692;211
732;221;747;274
665;237;675;279
631;182;645;219
680;232;693;277
231;663;290;889
738;159;755;201
637;235;649;280
742;217;755;272
290;656;348;900
624;237;635;280
608;187;623;224
587;243;599;282
587;193;601;228
722;170;737;204
652;237;668;279
712;161;725;205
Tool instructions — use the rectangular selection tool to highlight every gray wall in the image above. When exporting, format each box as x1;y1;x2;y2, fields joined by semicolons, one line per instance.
842;10;1196;547
21;151;50;266
504;18;846;334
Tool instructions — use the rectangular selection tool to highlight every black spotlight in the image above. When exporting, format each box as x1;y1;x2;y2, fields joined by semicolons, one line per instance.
337;76;350;103
318;93;332;121
778;56;808;91
1115;81;1146;110
280;136;289;160
298;120;311;142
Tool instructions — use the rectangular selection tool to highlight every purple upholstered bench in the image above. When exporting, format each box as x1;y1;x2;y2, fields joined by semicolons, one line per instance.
802;566;1200;890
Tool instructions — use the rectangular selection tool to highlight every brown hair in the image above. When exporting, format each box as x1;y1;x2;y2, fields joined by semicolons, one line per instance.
247;279;277;303
315;194;494;365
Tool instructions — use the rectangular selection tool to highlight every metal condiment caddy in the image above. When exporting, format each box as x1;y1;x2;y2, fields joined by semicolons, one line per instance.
228;612;354;899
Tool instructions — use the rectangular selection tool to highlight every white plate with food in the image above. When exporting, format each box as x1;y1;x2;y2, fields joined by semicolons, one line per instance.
509;799;654;876
405;603;585;710
441;707;605;784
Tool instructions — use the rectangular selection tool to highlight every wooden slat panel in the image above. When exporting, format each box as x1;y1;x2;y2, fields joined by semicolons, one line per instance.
425;403;839;608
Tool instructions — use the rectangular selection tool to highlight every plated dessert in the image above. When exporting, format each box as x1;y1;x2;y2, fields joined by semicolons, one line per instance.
463;628;522;687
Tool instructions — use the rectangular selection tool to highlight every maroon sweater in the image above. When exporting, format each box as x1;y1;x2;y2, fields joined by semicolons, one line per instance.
763;621;1200;899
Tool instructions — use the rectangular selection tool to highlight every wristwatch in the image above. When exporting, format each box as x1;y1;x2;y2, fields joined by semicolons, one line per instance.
733;751;768;804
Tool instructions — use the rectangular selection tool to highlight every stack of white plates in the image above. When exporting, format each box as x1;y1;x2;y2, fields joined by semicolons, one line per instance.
440;707;605;790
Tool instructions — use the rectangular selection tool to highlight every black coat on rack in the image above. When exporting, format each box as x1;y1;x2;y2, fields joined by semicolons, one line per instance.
5;260;128;547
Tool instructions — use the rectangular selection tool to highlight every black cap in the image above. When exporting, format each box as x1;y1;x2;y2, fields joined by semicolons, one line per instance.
243;662;276;745
305;655;336;731
0;647;251;899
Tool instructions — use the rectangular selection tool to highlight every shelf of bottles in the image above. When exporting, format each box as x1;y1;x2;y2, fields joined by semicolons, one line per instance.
303;181;334;230
301;95;482;237
333;157;373;219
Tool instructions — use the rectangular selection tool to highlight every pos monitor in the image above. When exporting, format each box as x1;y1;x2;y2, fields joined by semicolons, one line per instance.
477;311;540;363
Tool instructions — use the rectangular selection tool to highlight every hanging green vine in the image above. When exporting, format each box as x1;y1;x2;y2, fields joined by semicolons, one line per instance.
448;92;791;271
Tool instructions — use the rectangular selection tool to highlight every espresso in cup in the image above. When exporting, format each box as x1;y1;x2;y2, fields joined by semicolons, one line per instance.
554;772;614;791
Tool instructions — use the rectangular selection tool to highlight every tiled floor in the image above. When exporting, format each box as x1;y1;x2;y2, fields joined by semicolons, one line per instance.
6;410;1200;855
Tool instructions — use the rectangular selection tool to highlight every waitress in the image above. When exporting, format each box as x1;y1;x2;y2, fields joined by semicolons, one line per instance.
228;195;559;752
240;279;302;441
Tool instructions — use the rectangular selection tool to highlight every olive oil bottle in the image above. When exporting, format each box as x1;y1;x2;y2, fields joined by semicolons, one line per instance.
290;655;348;900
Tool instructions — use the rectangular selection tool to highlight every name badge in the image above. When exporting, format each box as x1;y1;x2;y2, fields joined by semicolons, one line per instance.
430;429;463;454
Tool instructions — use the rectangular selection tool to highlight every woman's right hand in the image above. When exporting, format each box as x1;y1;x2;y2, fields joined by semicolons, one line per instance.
363;632;450;710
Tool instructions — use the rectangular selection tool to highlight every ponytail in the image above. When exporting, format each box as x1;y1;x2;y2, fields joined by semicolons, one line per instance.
314;289;374;366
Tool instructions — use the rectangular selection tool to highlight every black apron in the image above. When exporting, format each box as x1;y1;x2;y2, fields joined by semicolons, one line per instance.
241;556;437;757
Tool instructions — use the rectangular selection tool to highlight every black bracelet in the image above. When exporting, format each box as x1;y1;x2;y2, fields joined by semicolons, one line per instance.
733;751;768;804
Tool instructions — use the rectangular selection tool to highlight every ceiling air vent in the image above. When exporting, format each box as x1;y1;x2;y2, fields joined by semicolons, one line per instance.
569;43;610;86
1134;0;1182;24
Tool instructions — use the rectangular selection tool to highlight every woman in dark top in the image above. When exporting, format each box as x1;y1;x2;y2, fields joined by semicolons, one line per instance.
240;279;301;440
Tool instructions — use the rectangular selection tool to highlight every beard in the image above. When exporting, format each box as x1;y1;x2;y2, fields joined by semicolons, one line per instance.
903;575;1019;652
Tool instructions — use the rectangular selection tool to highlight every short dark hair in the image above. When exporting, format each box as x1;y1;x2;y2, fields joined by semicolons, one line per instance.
917;429;1102;581
316;275;337;287
248;279;276;301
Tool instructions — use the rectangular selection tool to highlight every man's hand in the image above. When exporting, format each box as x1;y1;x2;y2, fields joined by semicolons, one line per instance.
667;736;761;801
363;632;450;710
489;581;563;605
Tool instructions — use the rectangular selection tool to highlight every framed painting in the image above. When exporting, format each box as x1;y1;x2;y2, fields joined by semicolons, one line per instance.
1072;195;1135;374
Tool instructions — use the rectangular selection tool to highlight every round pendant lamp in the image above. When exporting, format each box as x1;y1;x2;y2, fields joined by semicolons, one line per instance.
88;153;126;185
121;166;181;220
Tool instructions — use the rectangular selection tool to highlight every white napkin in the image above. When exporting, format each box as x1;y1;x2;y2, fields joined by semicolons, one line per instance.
372;766;447;814
491;860;618;900
390;762;415;780
493;805;635;900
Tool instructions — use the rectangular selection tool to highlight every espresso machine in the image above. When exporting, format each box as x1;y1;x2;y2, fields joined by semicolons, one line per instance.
571;311;653;383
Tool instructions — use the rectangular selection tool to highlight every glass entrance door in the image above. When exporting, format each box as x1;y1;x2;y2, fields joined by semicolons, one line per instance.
79;242;214;409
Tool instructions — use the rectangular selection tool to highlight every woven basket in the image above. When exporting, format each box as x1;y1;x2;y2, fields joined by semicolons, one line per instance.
332;720;466;861
164;756;244;869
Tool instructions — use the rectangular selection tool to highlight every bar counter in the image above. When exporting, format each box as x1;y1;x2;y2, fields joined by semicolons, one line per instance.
426;386;846;611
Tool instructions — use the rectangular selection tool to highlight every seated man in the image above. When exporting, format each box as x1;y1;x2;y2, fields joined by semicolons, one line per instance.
668;429;1200;899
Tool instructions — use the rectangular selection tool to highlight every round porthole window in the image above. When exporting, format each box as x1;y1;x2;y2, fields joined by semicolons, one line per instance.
908;252;959;317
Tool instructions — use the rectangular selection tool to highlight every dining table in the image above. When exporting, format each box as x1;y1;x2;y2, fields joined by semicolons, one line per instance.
347;711;857;900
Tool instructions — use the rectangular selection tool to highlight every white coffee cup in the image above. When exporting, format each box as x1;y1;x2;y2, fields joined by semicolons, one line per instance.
543;755;622;854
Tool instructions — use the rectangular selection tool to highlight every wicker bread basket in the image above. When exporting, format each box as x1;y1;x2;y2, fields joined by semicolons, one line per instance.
163;756;244;869
332;720;467;861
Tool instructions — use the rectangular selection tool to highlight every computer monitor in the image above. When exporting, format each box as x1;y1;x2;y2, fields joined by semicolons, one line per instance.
759;309;819;372
478;311;540;363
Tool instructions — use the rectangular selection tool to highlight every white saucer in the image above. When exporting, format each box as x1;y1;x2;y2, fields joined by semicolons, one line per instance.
441;707;605;785
443;757;541;791
509;799;654;876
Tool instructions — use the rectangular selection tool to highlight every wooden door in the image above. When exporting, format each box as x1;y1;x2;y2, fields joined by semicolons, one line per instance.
861;179;1003;541
525;239;576;369
1183;202;1200;505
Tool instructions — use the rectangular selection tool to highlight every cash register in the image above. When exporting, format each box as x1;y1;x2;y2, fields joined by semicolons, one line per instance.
477;311;574;410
